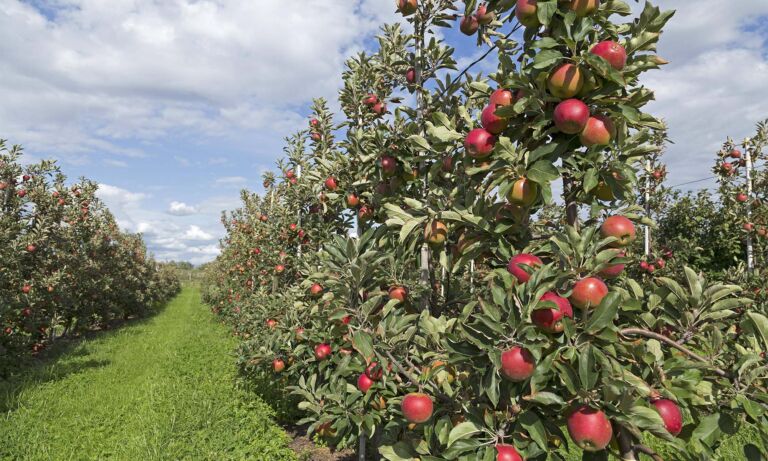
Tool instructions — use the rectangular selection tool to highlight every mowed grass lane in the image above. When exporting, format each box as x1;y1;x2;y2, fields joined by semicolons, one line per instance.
0;286;295;461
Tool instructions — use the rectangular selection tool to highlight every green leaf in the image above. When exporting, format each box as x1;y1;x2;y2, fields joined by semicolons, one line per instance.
585;292;620;334
748;312;768;352
447;421;482;447
532;49;563;70
536;0;557;26
352;331;374;359
408;134;431;151
526;160;560;183
518;410;548;450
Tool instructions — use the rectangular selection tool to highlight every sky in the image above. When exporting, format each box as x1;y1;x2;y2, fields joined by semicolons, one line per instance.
1;0;767;264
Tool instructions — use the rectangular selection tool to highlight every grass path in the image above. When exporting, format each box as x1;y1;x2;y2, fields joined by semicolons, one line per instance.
0;286;296;461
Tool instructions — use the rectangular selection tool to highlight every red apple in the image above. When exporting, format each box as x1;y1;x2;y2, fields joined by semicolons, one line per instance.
26;244;36;253
744;223;755;231
554;99;590;134
507;253;543;283
285;170;295;179
365;362;384;381
310;283;323;296
358;205;374;221
599;251;625;279
481;104;508;134
289;223;298;232
490;88;515;107
310;118;319;127
266;319;277;329
311;132;322;142
591;41;627;70
507;177;539;207
460;15;479;35
569;0;600;17
464;128;497;158
570;277;608;309
397;0;417;16
548;63;584;99
515;0;539;28
260;214;268;222
730;149;742;159
406;67;416;84
22;174;30;181
580;115;615;147
325;177;338;191
476;4;495;25
389;285;409;302
424;220;448;245
652;399;683;436
275;264;285;273
567;406;613;452
402;393;433;423
346;193;360;208
736;193;748;203
314;343;332;360
273;358;285;373
22;284;31;294
17;190;26;198
500;346;535;381
380;155;398;175
363;93;379;106
357;373;374;393
495;444;523;461
441;154;454;172
532;292;573;333
600;215;636;247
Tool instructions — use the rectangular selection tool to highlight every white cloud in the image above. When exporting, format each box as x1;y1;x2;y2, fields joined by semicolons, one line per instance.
182;225;214;241
642;0;768;187
168;201;198;216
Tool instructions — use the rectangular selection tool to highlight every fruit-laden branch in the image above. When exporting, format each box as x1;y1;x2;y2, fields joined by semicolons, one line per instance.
620;328;729;378
384;350;421;386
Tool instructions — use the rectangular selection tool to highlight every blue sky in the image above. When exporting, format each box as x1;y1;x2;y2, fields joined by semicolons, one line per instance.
1;0;767;263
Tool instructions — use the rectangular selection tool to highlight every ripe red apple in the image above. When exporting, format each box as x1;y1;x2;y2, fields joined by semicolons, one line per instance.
652;399;683;436
507;177;539;207
22;308;32;317
600;215;636;247
285;170;295;179
580;115;615;147
273;358;285;373
363;93;379;106
17;190;26;198
507;253;543;283
548;63;584;99
357;373;374;393
365;362;384;381
266;319;277;329
289;223;298;232
532;292;573;333
476;4;495;25
567;406;613;451
515;0;539;28
310;283;323;296
736;193;748;203
481;104;508;134
260;214;268;222
591;41;627;70
26;244;36;253
721;162;733;172
424;220;448;245
406;67;416;84
441;154;454;172
464;128;497;158
570;277;608;309
730;149;742;159
490;88;514;107
460;15;479;35
401;393;433;423
599;251;625;278
372;102;387;116
346;193;360;208
295;327;305;337
325;177;338;191
275;264;285;273
310;118;319;127
744;222;755;231
380;155;398;175
389;285;409;302
0;182;7;190
569;0;600;17
22;284;31;294
314;343;332;360
500;346;535;381
495;444;523;461
397;0;417;16
554;99;590;134
358;205;374;221
22;174;30;181
311;132;322;142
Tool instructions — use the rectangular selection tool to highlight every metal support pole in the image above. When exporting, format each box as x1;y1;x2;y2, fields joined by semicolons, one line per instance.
297;165;303;258
644;159;652;257
746;145;755;273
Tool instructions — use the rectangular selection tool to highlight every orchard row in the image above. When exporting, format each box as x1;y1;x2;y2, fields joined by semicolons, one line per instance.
203;1;767;460
1;140;180;373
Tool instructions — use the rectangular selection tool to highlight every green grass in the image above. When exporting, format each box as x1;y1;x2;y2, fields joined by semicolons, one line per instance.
0;286;296;461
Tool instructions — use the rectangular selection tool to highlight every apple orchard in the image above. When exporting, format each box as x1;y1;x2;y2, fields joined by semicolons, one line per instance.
202;1;768;460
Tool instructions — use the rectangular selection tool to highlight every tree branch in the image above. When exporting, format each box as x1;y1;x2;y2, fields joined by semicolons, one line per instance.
620;328;729;378
633;444;665;461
